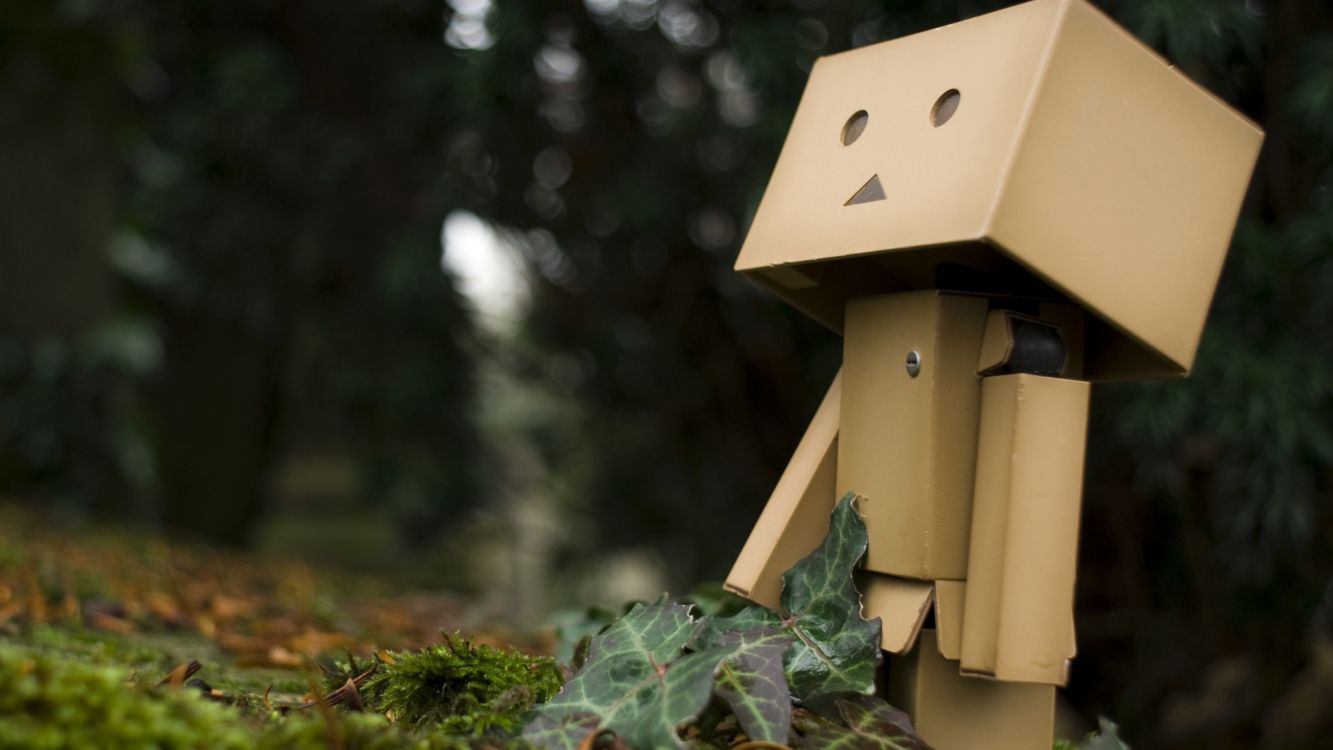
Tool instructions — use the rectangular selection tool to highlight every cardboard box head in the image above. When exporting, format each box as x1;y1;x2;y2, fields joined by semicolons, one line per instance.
736;0;1262;380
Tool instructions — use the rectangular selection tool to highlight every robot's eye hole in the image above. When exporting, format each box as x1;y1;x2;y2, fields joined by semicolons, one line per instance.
841;110;868;145
932;89;961;127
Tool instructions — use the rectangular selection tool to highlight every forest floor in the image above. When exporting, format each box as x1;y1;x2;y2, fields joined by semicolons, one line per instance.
0;504;1119;750
0;504;572;748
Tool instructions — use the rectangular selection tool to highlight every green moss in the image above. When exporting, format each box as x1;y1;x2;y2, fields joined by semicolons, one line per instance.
0;644;546;750
355;635;564;736
0;628;564;747
255;713;412;750
255;712;533;750
21;626;199;674
0;645;252;750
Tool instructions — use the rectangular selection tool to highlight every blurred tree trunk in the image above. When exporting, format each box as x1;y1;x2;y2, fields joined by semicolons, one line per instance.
155;308;289;544
0;41;128;516
0;93;116;338
149;0;479;545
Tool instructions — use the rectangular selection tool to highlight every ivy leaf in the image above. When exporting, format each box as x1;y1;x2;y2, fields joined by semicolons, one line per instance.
1080;718;1131;750
779;493;882;698
524;602;738;750
522;712;601;750
692;607;778;644
683;581;751;618
610;643;738;749
709;629;795;744
798;693;932;750
546;605;621;665
707;493;882;700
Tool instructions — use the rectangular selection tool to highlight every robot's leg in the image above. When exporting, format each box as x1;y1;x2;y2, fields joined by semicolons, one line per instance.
890;630;1058;750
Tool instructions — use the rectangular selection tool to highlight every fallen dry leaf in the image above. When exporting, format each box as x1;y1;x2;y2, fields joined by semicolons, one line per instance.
86;610;136;634
159;660;203;687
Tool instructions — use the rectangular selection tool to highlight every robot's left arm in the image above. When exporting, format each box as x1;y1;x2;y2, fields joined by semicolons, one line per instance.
958;311;1090;686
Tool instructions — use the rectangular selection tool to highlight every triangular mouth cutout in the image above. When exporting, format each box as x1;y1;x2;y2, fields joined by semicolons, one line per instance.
844;174;886;206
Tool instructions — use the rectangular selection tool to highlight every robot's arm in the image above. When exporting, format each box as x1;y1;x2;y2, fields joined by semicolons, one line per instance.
724;371;842;610
726;307;1088;686
959;311;1089;685
723;365;949;655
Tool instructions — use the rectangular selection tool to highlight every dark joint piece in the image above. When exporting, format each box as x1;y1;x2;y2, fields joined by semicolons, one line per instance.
1006;319;1066;376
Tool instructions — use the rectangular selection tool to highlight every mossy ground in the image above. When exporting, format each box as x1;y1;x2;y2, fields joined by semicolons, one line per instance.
0;506;560;749
0;507;1123;750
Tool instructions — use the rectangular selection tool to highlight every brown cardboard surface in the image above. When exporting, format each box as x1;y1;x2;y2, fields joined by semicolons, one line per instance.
933;580;966;661
858;572;933;654
725;372;841;609
890;630;1056;750
734;0;1262;379
987;0;1262;378
738;0;1058;274
838;291;988;580
977;310;1019;374
961;374;1088;685
857;573;968;660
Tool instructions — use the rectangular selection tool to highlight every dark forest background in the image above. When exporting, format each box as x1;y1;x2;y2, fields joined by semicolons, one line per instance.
2;1;1332;748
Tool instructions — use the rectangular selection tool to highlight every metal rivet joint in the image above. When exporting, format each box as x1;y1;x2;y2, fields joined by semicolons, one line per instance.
905;350;922;377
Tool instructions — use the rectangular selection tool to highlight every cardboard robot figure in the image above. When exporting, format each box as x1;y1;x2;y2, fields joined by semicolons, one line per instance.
723;1;1262;747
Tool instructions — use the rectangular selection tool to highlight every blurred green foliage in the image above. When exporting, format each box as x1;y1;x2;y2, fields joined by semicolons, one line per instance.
2;0;481;545
2;0;1333;747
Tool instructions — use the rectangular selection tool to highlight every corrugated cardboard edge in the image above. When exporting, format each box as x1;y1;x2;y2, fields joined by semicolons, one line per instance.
934;580;966;661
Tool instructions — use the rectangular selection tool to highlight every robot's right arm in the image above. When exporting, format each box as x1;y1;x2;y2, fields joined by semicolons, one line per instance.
724;371;842;610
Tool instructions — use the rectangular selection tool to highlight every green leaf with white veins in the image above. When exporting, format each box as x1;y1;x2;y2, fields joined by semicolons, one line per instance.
705;493;882;700
521;712;601;750
780;492;882;698
709;629;795;744
799;693;933;750
524;601;738;750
